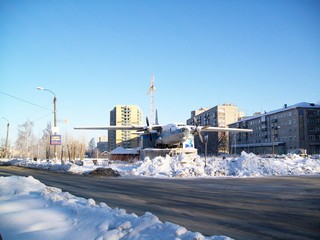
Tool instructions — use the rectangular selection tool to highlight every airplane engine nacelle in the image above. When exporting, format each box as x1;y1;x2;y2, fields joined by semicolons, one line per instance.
155;137;163;145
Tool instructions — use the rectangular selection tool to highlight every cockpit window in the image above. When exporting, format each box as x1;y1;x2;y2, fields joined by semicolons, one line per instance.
180;128;189;132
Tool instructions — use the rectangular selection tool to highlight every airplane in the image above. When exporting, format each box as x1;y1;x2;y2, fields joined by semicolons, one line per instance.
74;117;252;148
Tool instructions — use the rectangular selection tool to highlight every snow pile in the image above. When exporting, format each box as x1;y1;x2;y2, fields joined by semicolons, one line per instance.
118;152;320;177
125;154;207;177
0;176;231;240
1;151;320;178
1;153;319;239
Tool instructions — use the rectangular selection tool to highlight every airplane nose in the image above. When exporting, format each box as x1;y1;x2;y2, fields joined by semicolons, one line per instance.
180;128;190;136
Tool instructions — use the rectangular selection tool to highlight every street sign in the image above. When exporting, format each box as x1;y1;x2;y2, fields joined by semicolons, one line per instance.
50;135;62;145
58;119;69;124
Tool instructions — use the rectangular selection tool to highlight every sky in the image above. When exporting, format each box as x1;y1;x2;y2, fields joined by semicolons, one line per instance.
1;0;320;144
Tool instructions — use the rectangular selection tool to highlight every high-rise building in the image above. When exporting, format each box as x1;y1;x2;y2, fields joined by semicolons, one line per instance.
108;105;143;151
228;102;320;155
187;104;244;154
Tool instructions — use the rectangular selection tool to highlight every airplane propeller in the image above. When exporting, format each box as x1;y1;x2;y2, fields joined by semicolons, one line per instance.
192;117;209;143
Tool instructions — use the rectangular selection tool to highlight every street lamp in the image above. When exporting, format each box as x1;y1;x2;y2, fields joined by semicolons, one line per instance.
1;117;9;159
37;86;57;160
204;135;208;167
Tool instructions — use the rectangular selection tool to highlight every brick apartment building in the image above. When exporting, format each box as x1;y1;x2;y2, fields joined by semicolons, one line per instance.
228;102;320;155
187;104;244;154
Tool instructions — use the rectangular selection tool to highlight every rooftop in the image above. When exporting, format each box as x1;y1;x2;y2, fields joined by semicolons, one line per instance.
232;102;320;124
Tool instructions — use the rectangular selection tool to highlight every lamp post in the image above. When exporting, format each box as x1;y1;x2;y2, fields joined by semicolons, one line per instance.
37;87;57;160
1;117;9;159
204;135;208;167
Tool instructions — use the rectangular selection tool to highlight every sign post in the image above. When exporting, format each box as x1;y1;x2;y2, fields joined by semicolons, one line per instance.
204;135;208;167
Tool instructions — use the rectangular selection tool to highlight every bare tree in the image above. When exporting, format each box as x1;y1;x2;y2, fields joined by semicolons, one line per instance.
38;122;52;159
213;132;228;154
63;132;86;161
86;138;96;158
15;120;35;158
0;138;8;158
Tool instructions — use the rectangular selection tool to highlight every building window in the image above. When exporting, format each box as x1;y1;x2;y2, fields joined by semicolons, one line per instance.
204;113;210;125
309;135;316;141
309;126;316;131
308;118;316;124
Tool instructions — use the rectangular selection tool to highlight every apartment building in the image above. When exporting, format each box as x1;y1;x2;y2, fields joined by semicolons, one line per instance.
97;136;108;153
187;104;244;154
108;105;143;151
228;102;320;155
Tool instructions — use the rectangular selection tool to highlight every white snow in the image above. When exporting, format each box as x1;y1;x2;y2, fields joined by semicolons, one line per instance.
3;151;320;177
1;152;319;239
0;176;230;240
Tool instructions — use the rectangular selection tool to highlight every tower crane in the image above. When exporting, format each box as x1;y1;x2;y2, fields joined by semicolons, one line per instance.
147;74;156;125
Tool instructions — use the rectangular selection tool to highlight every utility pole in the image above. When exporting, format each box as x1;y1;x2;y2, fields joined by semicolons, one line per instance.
53;94;57;159
5;121;9;158
53;95;57;132
37;87;58;161
147;74;155;125
1;117;9;158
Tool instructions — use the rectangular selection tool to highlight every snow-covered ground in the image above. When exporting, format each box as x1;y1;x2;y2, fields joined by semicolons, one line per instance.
0;176;230;240
2;151;320;178
1;152;319;239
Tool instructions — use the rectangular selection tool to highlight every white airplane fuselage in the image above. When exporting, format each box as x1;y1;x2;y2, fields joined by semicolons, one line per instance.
74;119;252;149
156;123;190;146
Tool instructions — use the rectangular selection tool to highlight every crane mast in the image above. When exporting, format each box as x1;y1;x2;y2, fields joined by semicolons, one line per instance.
147;74;155;125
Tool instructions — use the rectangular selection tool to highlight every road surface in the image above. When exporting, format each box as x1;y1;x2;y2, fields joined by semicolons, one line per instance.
0;166;319;239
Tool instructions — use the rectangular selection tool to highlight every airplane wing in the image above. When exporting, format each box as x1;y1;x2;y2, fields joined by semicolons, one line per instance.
74;124;163;132
74;125;146;131
201;126;252;132
188;125;253;133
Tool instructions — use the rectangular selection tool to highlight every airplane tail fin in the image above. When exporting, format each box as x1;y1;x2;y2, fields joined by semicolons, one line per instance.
155;109;159;125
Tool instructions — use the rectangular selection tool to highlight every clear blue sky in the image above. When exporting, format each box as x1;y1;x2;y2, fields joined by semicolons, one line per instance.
1;0;320;143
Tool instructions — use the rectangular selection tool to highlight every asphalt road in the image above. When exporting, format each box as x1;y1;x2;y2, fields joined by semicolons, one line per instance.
1;166;320;240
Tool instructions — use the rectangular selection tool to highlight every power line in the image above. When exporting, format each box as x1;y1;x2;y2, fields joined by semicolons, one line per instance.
0;91;52;111
32;112;53;123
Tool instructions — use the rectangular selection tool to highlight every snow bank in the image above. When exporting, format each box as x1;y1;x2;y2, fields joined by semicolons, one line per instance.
116;152;320;177
0;176;231;240
1;153;319;239
1;152;320;178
